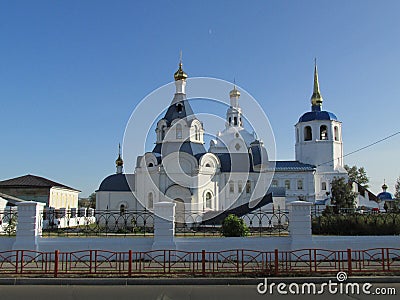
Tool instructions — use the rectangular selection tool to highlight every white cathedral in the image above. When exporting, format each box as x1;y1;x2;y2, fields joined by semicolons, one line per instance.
96;61;347;215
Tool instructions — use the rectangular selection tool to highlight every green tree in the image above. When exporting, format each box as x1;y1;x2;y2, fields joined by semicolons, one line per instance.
78;198;90;208
322;205;335;216
330;176;358;213
395;176;400;199
221;214;249;237
88;192;96;209
394;176;400;211
5;215;17;236
344;165;369;188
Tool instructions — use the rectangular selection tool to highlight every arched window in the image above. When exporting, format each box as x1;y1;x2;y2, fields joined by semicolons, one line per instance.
148;193;153;209
238;181;243;193
304;126;312;141
334;126;339;141
321;182;327;190
320;125;328;140
229;117;231;124
161;125;166;140
285;180;291;190
246;180;251;194
234;117;238;126
148;162;154;167
297;180;303;190
194;125;199;140
176;124;182;139
296;128;299;143
205;192;212;209
120;204;125;216
176;103;183;113
229;181;234;194
272;180;278;187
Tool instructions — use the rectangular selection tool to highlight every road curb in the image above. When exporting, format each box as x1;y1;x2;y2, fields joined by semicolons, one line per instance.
0;276;399;285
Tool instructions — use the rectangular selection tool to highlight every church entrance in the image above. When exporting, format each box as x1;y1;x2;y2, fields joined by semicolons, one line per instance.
174;198;185;227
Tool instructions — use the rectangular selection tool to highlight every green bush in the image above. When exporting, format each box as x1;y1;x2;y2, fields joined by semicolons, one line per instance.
312;213;400;235
221;214;249;237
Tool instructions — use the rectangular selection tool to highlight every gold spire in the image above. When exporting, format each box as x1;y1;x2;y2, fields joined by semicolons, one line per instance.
115;143;123;167
229;79;241;97
311;59;323;106
174;51;188;81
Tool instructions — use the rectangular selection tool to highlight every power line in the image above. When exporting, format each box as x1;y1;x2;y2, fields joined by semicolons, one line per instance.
317;130;400;167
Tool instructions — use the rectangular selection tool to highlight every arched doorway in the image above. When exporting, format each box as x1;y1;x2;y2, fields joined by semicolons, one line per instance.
165;184;191;228
174;198;185;227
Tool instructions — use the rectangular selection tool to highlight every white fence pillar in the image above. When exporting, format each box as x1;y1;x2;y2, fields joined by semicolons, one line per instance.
13;201;45;251
152;201;176;250
288;201;313;250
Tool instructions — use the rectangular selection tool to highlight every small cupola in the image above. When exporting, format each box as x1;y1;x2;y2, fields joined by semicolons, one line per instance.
174;62;188;81
115;144;123;174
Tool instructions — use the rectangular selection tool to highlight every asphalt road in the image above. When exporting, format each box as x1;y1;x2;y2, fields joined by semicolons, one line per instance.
0;283;398;300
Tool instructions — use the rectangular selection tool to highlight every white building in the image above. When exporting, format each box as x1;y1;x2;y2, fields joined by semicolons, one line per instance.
96;61;347;215
0;174;80;209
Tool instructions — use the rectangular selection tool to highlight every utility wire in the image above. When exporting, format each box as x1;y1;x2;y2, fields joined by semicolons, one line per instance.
317;131;400;167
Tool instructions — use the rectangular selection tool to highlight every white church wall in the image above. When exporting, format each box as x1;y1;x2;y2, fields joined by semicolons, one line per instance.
313;171;348;200
295;119;343;172
273;171;315;202
96;191;139;211
352;183;379;209
135;165;161;210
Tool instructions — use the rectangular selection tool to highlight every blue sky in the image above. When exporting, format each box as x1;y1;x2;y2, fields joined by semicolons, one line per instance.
0;0;399;197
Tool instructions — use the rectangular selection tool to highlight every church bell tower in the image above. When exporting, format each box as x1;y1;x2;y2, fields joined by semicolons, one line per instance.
295;61;344;172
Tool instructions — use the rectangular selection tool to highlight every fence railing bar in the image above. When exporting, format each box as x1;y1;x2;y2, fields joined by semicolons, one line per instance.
1;247;400;276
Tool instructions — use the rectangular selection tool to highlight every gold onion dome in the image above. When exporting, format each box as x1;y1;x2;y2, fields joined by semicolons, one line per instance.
311;60;323;106
116;143;123;167
174;62;188;81
116;154;123;167
229;85;241;98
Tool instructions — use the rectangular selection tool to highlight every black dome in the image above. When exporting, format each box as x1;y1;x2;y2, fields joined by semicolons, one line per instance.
299;110;338;123
97;174;135;192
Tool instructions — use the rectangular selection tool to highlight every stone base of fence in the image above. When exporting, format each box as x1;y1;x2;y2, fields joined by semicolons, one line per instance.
152;202;176;251
12;202;45;251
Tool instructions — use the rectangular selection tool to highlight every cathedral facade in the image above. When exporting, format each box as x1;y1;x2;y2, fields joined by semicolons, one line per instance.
96;61;347;214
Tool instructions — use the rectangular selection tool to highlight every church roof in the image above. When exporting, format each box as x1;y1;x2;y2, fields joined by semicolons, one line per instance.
298;110;337;123
153;141;206;157
0;174;80;192
97;174;135;192
274;161;316;171
214;153;315;173
153;90;207;158
163;94;195;124
215;153;254;172
249;141;268;166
